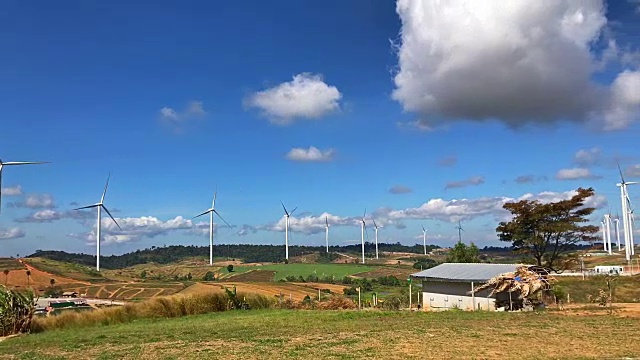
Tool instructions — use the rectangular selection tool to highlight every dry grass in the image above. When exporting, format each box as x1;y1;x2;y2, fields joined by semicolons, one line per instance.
31;291;274;333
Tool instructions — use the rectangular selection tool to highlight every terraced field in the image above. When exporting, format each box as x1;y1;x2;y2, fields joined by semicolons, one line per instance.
221;270;276;282
61;282;186;300
179;281;345;301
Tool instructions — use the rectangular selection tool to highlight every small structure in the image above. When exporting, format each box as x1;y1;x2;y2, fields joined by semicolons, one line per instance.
62;291;79;298
594;266;623;275
411;263;525;311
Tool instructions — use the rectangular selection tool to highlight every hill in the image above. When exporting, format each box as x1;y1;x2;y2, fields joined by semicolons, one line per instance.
27;243;443;269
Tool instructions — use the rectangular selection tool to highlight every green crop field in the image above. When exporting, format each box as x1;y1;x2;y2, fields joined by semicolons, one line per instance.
0;258;24;271
230;264;375;281
2;310;639;359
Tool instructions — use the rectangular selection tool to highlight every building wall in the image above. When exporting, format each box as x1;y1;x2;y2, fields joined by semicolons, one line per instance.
421;280;495;311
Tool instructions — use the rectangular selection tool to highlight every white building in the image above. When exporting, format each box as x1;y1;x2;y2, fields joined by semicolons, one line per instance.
594;265;624;275
411;263;524;311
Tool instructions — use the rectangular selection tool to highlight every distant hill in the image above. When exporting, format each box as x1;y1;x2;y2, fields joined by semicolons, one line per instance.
27;243;441;270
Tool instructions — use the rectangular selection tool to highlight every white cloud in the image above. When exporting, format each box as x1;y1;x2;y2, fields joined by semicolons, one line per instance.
1;185;22;196
626;164;640;178
391;1;640;130
396;119;434;132
159;100;207;130
267;212;358;235
603;70;640;130
389;185;412;194
555;167;601;180
573;147;602;166
16;209;62;223
286;147;335;162
246;73;342;125
387;189;607;223
10;193;56;209
0;227;26;240
445;176;485;190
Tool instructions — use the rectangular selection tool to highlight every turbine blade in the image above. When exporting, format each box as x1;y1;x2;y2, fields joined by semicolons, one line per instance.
421;225;425;232
363;208;366;218
280;201;289;216
373;219;378;229
617;161;626;183
325;216;328;227
101;174;111;203
102;206;122;231
193;209;211;219
290;207;297;215
73;204;100;210
0;169;3;213
212;209;232;229
212;189;217;209
1;161;49;166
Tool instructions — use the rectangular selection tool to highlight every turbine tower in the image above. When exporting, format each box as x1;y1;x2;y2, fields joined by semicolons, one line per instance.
604;213;612;255
421;225;427;255
194;191;232;266
616;163;637;261
614;216;621;251
74;174;122;271
601;221;607;252
0;158;49;213
281;201;297;260
325;216;329;253
455;220;464;243
360;209;367;264
373;219;379;259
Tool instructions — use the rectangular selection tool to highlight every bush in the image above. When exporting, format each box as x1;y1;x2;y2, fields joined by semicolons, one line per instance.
0;286;35;336
43;286;63;298
381;295;403;311
202;271;215;281
227;265;234;273
317;297;357;310
343;287;358;296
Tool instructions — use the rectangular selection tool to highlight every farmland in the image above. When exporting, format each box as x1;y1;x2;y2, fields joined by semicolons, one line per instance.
2;310;638;359
229;263;375;281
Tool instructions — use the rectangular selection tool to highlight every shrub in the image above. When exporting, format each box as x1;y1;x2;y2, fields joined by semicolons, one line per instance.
317;297;357;310
227;265;234;273
0;286;35;336
381;295;403;311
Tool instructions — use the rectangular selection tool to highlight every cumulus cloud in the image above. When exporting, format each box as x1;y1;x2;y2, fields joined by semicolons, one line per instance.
245;73;342;125
286;147;335;162
0;227;26;240
438;156;457;167
603;70;640;130
237;224;258;237
1;185;22;196
573;147;602;166
387;189;607;223
16;209;63;223
11;194;55;209
389;185;412;194
555;167;602;180
391;1;639;130
445;176;485;190
626;164;640;178
159;100;207;132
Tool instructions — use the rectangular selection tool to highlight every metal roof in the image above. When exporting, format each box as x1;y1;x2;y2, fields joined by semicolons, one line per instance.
411;263;523;282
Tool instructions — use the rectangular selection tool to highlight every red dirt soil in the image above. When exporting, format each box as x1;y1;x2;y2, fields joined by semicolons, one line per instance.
2;260;88;289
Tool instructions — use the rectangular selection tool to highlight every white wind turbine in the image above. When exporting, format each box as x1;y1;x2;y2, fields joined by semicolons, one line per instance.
0;158;49;213
614;215;621;251
281;201;297;261
360;209;367;264
73;175;122;271
325;216;329;253
616;163;637;261
603;213;612;255
194;191;232;266
421;225;428;255
373;219;379;259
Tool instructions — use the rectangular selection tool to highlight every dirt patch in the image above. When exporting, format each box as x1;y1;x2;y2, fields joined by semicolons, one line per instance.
223;270;276;282
179;282;321;301
290;282;347;294
2;261;86;290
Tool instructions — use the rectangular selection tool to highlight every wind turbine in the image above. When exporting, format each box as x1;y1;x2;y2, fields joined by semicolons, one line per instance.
601;221;607;252
614;215;621;251
325;216;329;253
373;219;379;259
616;163;637;261
73;175;122;271
604;213;612;255
0;158;49;213
194;191;232;266
455;220;464;243
360;209;367;264
421;225;427;255
281;201;297;261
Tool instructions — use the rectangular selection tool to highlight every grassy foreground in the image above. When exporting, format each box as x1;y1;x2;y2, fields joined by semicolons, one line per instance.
2;310;638;359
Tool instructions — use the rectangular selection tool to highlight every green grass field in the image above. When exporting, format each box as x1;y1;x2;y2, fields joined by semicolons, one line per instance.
0;258;24;271
230;264;375;281
26;258;105;282
2;310;638;359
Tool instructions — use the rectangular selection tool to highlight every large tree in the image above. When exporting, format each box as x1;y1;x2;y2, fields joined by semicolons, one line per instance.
496;187;599;271
446;241;480;263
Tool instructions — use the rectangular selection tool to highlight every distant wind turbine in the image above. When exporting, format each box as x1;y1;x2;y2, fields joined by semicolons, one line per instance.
616;162;637;261
0;158;49;213
360;209;367;264
194;191;232;266
421;225;427;255
281;201;297;260
373;219;379;259
73;174;122;271
614;215;621;251
455;220;464;243
325;216;329;253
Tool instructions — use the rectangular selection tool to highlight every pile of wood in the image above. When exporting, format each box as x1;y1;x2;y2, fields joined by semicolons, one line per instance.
469;265;556;299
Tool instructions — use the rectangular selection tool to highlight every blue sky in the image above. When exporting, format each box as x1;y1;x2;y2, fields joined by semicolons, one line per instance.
1;0;639;256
